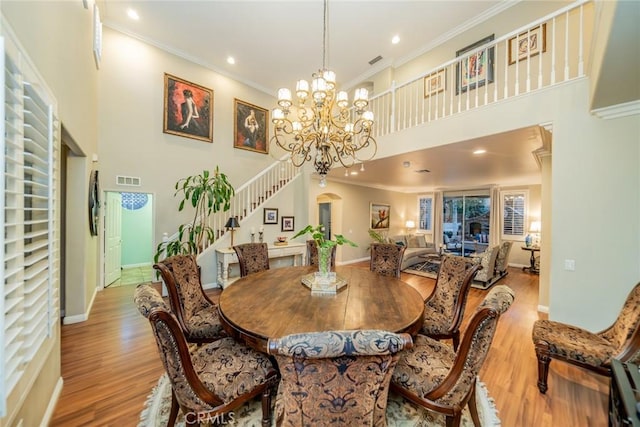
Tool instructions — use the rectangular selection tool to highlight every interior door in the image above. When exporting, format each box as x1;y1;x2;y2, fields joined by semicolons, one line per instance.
319;202;331;240
105;192;122;286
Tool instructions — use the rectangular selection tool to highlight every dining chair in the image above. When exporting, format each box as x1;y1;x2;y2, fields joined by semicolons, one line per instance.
420;254;482;350
153;254;227;344
134;283;278;427
532;281;640;393
233;242;270;277
306;239;336;267
370;243;406;278
391;285;515;427
268;329;413;426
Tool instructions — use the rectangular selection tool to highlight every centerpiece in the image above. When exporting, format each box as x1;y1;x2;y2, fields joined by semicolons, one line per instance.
293;224;357;294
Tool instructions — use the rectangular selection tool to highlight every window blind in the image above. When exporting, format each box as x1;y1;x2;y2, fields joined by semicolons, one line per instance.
502;191;526;238
1;32;59;417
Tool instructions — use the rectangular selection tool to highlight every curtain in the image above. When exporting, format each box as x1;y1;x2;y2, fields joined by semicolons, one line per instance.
489;185;501;247
433;191;443;249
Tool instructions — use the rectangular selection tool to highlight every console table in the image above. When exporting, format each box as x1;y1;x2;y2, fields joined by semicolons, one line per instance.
521;246;540;274
216;242;306;288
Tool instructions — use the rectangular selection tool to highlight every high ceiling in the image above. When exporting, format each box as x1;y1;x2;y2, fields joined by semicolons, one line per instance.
101;0;548;191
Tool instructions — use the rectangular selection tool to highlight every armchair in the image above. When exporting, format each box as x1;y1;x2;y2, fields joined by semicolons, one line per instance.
532;281;640;393
494;241;513;278
469;245;500;289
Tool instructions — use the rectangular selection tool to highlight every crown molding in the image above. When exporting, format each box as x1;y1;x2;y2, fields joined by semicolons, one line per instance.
591;100;640;120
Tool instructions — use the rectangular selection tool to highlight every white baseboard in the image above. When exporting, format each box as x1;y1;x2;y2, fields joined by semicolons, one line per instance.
122;262;153;269
537;305;549;313
339;257;370;265
202;280;222;290
40;377;64;427
63;286;97;324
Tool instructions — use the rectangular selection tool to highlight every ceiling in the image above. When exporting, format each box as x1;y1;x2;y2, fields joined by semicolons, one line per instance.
101;1;548;191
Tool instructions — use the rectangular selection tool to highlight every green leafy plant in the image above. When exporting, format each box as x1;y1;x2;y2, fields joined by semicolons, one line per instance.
293;225;357;249
368;229;387;243
154;167;235;263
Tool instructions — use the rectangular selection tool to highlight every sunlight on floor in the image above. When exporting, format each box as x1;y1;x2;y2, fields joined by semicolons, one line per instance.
107;265;154;288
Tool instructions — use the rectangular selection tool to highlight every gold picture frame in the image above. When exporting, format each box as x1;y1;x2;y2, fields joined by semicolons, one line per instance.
508;24;547;65
370;202;390;230
233;99;269;154
163;73;214;143
424;69;446;97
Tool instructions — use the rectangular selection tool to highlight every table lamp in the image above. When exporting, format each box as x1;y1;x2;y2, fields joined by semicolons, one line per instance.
528;221;541;247
405;220;415;232
225;216;240;248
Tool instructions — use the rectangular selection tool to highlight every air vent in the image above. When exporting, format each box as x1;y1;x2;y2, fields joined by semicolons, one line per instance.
368;55;383;65
415;169;431;173
116;175;141;186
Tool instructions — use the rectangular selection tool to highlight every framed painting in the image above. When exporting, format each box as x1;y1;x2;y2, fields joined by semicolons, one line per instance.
455;35;495;94
163;73;213;143
508;24;547;65
370;203;390;230
234;99;269;154
281;216;295;232
264;208;278;225
424;69;446;97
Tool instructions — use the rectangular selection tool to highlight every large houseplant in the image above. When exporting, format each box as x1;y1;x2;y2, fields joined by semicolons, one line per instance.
154;167;235;263
293;225;357;276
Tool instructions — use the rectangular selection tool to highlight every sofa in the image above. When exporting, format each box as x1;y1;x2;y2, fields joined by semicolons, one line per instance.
390;234;438;271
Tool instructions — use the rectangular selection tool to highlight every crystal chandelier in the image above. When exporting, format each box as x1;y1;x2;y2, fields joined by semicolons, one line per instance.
270;0;377;187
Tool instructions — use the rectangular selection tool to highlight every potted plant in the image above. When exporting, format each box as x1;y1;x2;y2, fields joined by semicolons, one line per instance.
293;225;357;277
154;167;235;263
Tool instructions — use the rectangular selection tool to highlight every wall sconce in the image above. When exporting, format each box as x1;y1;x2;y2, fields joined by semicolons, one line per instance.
225;217;240;248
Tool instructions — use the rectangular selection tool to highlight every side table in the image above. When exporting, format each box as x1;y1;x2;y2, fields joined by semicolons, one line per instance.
521;246;540;274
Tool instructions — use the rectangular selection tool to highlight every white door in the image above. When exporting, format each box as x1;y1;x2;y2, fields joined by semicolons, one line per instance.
105;192;122;285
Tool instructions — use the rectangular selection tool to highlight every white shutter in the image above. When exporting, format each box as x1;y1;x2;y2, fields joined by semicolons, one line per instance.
502;191;527;238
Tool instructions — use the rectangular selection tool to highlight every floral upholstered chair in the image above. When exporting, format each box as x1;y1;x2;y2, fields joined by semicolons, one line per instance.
494;241;513;278
306;239;336;267
370;243;406;278
233;243;270;277
469;245;500;287
420;255;481;350
532;281;640;393
134;283;278;427
268;330;413;426
153;254;227;344
391;285;515;427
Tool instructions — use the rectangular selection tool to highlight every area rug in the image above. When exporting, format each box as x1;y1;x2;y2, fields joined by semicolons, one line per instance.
139;374;500;426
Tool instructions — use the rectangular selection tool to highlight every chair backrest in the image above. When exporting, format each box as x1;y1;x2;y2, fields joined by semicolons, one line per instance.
133;283;170;318
268;330;412;426
473;245;500;282
428;285;515;402
370;243;406;278
495;241;513;274
306;239;336;267
599;282;640;350
427;255;482;330
153;254;213;328
233;243;270;277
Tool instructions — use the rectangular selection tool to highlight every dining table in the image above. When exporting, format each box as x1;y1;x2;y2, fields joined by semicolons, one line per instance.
218;265;425;353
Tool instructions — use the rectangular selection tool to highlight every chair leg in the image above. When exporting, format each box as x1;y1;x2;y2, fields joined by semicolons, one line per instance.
452;331;460;352
169;388;179;426
261;385;273;427
535;340;551;394
468;382;481;427
445;414;462;427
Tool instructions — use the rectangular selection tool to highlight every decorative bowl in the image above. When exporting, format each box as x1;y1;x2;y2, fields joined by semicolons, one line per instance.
277;236;287;242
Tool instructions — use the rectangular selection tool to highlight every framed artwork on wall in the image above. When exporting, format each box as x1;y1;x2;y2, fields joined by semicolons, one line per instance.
370;202;390;230
508;24;547;65
234;99;269;154
455;34;495;94
264;208;278;224
281;216;295;232
424;69;446;97
163;73;213;143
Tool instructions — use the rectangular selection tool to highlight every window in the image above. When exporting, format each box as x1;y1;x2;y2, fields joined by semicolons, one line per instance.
417;195;433;232
501;191;528;239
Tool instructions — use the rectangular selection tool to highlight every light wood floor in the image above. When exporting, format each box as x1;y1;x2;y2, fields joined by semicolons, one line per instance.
50;265;609;426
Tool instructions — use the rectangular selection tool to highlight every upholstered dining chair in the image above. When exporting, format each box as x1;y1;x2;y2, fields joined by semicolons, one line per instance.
153;254;226;344
306;239;336;267
233;242;270;277
134;283;278;427
532;281;640;394
420;255;482;351
370;243;406;278
268;329;413;426
391;285;515;427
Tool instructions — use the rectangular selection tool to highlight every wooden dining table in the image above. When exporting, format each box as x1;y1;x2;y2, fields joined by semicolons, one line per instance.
218;265;425;353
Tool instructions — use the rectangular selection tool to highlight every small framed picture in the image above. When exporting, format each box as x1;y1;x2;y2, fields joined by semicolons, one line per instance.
281;216;295;232
508;24;547;65
424;69;446;97
263;208;278;224
455;34;495;94
234;99;269;154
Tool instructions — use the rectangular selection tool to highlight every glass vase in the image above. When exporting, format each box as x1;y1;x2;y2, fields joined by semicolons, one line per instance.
315;245;334;285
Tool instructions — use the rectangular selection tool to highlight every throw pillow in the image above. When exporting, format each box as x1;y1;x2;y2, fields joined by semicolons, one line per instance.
415;234;427;248
406;235;419;248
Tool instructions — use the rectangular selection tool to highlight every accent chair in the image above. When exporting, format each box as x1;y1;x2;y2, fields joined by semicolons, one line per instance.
469;245;500;288
370;243;406;278
153;254;226;344
532;281;640;393
420;255;482;350
494;241;513;278
268;329;413;426
391;285;515;427
233;242;270;277
134;283;278;427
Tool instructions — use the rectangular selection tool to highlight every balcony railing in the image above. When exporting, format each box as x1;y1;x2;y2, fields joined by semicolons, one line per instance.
369;0;590;139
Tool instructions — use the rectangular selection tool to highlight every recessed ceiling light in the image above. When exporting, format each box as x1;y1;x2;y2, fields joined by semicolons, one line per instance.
473;149;487;155
392;35;400;45
127;9;139;20
227;56;235;65
402;161;411;168
350;171;358;175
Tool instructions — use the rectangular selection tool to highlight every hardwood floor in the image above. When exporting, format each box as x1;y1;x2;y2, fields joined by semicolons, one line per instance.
50;265;609;426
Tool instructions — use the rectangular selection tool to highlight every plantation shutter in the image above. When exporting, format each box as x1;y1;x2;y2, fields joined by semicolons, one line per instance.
502;192;526;238
418;196;433;231
1;31;59;416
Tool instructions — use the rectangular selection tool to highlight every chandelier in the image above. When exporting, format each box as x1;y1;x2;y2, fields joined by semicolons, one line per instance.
270;0;377;187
